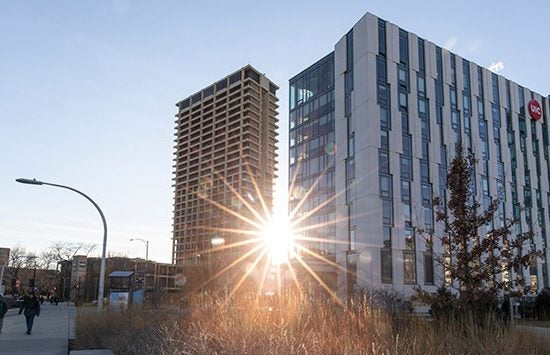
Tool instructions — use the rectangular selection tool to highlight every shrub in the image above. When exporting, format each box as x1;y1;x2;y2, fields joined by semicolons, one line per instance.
535;288;550;320
75;292;550;354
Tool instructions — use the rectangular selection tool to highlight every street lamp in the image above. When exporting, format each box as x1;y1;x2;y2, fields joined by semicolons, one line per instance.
16;178;108;310
130;238;149;262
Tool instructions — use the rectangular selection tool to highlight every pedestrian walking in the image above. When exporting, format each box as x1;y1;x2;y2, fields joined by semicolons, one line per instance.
18;290;41;335
0;294;8;334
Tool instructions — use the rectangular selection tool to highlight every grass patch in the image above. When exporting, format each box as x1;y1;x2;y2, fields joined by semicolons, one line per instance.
75;292;550;354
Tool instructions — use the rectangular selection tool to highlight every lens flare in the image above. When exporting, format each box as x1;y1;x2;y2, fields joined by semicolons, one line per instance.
261;213;295;265
190;147;360;305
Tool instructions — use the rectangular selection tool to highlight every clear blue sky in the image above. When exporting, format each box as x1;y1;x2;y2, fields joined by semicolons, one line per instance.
1;0;549;263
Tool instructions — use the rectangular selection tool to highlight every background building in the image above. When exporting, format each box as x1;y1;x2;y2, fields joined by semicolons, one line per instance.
172;65;279;267
69;255;181;304
290;12;550;297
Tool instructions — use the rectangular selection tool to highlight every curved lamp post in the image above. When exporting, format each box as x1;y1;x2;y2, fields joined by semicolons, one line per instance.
130;238;149;262
16;178;107;310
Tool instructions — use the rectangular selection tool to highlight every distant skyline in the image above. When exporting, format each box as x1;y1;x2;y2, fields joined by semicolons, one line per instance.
2;0;549;263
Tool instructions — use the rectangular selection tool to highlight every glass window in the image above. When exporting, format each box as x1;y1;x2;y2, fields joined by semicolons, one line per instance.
418;97;427;115
402;112;409;133
403;203;411;223
347;157;355;180
382;198;393;225
400;156;412;180
377;57;387;83
424;252;434;285
420;160;429;181
381;130;389;151
381;249;392;283
348;134;355;157
418;76;425;96
379;150;389;174
380;175;392;198
383;226;392;247
399;91;408;110
418;38;425;73
401;180;411;203
380;107;390;131
398;67;407;88
378;83;389;105
399;29;409;65
402;135;412;156
422;183;432;205
378;19;386;56
424;207;433;228
403;251;416;284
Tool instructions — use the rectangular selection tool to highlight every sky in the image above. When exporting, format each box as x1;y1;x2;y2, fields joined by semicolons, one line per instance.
1;0;549;264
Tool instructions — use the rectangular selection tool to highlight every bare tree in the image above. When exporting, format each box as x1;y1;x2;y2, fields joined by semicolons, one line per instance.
416;148;537;317
41;241;97;268
6;245;27;281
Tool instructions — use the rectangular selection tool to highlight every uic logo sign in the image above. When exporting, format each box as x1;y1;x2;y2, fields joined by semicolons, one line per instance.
528;99;542;121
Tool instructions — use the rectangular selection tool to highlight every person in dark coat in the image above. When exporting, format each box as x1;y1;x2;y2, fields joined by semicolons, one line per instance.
0;295;8;334
18;290;41;335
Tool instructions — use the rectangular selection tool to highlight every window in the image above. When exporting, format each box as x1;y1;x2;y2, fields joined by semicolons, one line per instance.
379;150;389;174
380;175;392;198
244;68;260;83
401;180;411;203
398;66;408;89
399;91;408;110
378;83;389;105
422;183;432;205
402;134;412;157
381;130;389;151
424;252;434;285
399;29;409;65
348;134;355;157
377;57;387;83
400;156;412;180
378;19;386;56
347;157;355;180
229;72;241;85
418;97;427;115
418;39;425;73
380;107;391;130
420;160;429;181
350;228;356;250
383;226;392;247
418;76;425;96
381;249;392;283
382;198;393;225
403;203;411;224
402;112;409;133
403;251;416;284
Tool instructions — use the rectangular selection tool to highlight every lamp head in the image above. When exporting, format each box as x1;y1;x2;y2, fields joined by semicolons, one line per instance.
16;178;43;185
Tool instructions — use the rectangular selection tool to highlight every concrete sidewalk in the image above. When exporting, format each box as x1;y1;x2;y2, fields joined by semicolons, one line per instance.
0;302;75;355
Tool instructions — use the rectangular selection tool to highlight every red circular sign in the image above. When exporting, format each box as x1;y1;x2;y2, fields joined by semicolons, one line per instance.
528;99;542;121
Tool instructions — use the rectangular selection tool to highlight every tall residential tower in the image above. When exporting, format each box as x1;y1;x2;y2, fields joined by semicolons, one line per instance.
173;66;278;265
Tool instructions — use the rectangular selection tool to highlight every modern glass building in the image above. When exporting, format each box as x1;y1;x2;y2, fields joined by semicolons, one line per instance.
289;53;336;256
290;13;550;296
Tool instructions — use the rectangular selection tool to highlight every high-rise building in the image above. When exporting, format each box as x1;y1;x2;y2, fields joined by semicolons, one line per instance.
290;13;550;296
173;65;279;266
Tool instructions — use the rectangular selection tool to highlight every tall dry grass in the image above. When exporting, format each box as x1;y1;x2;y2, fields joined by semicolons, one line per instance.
75;292;550;354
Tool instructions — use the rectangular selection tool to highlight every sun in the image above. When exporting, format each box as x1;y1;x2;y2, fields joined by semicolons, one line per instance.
193;158;348;304
261;212;295;265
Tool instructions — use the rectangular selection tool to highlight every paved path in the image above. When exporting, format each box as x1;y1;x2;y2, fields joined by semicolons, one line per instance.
0;302;75;355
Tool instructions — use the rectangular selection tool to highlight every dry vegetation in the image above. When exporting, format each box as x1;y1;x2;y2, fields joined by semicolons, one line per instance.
75;292;550;355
